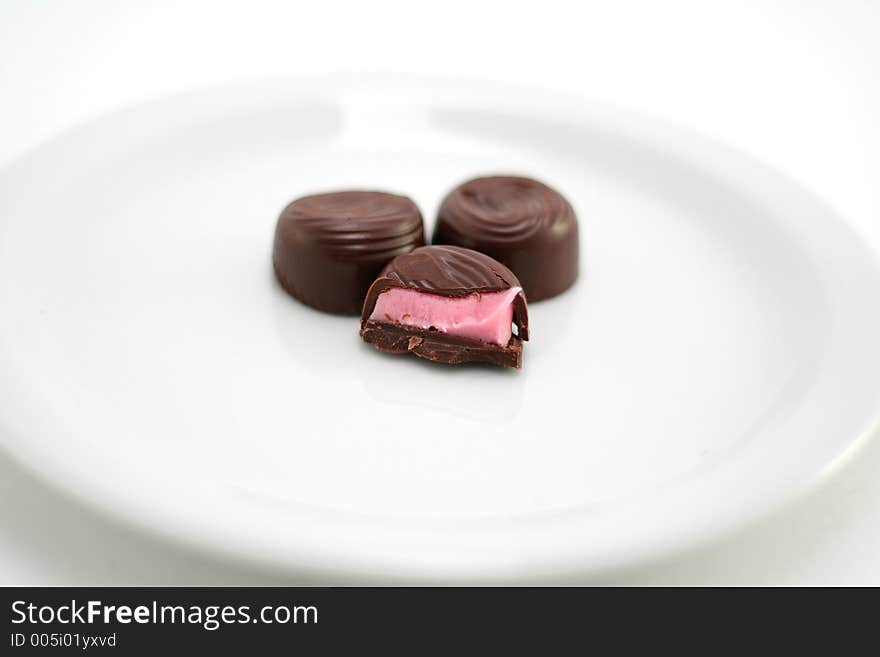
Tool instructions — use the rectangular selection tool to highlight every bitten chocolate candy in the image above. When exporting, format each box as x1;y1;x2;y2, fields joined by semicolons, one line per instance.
360;245;529;369
432;176;579;302
273;191;425;314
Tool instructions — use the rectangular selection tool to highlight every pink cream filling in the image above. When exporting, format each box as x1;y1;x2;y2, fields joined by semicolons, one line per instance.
369;287;522;346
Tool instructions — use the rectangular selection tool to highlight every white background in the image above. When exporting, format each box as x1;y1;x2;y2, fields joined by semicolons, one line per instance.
1;0;878;584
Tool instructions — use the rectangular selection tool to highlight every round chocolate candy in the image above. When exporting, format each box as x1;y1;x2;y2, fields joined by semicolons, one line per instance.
432;176;579;302
273;191;425;314
361;245;529;368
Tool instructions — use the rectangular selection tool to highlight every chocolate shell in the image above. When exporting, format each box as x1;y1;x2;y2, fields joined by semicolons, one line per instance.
432;176;579;302
273;191;425;314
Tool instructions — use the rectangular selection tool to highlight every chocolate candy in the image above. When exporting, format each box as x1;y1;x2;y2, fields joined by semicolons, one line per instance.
273;191;425;314
360;245;529;368
432;176;579;302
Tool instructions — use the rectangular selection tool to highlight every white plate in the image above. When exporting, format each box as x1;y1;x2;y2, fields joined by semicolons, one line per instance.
1;76;879;582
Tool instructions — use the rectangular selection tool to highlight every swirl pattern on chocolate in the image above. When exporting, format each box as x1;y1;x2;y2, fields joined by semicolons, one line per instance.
433;176;579;302
437;176;574;244
280;191;424;261
361;245;529;340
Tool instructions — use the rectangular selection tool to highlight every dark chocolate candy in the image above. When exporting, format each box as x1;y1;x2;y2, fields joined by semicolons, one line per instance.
273;191;425;314
360;245;529;368
432;176;579;302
